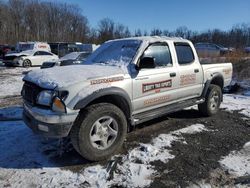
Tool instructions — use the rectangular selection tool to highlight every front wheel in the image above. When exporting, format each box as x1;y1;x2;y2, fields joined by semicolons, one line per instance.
198;84;222;116
70;103;127;161
22;59;32;67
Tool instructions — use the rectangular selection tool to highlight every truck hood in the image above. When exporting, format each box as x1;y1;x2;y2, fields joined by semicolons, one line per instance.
23;64;128;89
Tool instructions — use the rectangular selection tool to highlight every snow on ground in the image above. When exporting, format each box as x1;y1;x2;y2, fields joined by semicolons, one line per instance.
220;142;250;177
0;67;39;97
0;106;22;120
221;94;250;118
0;108;209;188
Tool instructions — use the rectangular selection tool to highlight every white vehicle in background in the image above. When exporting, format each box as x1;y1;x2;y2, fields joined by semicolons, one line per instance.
4;50;58;67
15;42;51;52
41;51;92;69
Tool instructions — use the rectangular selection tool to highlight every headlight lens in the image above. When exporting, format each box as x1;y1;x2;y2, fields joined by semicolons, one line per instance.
52;97;66;113
14;57;22;62
36;90;54;106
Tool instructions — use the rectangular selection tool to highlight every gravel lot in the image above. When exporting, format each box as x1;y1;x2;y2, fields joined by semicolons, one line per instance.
0;62;250;187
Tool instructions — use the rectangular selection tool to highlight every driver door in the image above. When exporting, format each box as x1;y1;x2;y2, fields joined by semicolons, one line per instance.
132;42;179;114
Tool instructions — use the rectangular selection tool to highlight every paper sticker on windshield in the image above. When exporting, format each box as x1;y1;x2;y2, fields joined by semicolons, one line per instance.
90;76;124;85
180;74;196;86
142;80;172;93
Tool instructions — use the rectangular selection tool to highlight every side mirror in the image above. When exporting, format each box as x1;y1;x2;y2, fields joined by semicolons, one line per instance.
137;57;156;70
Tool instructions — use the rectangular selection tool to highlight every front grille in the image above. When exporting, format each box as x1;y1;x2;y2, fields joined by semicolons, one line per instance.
3;55;17;61
22;82;43;105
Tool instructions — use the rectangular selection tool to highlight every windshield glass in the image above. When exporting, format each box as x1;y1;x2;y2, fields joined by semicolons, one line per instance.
86;39;142;66
18;43;34;52
60;52;80;61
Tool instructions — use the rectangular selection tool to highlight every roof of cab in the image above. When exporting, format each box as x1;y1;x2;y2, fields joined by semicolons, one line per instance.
107;36;191;43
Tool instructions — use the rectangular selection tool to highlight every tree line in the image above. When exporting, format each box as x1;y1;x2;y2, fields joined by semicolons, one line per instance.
0;0;250;48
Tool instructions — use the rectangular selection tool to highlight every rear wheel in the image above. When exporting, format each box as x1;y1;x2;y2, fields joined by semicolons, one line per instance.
70;103;127;161
23;59;32;67
198;84;222;116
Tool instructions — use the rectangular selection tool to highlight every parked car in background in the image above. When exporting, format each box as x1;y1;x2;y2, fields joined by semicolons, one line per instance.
41;51;91;69
3;50;58;67
49;42;98;58
244;47;250;54
0;45;12;59
195;43;234;58
15;42;51;53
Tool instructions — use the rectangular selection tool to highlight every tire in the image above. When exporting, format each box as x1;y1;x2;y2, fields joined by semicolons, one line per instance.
70;103;127;161
23;59;32;67
198;84;222;116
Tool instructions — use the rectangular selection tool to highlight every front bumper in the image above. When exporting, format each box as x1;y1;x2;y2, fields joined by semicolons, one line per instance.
23;103;78;138
3;60;20;66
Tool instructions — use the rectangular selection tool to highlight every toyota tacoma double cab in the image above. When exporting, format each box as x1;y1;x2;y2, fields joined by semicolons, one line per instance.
22;36;232;161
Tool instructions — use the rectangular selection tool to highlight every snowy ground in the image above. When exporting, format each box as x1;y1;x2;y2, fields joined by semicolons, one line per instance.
0;66;39;97
0;66;250;187
0;115;210;187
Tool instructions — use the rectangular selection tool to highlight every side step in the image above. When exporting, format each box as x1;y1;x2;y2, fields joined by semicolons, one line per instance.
132;98;204;125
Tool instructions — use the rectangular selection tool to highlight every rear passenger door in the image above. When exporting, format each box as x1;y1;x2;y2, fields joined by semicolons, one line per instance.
174;42;203;100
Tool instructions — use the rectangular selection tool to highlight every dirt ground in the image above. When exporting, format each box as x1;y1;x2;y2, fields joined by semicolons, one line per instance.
45;107;250;187
127;109;250;187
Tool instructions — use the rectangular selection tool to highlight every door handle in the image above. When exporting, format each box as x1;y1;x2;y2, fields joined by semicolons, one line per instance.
194;69;199;73
170;72;176;77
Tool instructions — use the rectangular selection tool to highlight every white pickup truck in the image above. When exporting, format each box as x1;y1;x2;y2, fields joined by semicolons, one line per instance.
22;36;232;161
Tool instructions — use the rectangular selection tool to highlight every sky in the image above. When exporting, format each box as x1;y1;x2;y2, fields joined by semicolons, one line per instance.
57;0;249;32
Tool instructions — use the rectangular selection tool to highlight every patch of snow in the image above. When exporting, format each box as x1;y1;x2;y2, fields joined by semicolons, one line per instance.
129;142;175;164
173;123;209;134
24;65;127;89
81;165;111;188
111;160;155;188
221;94;250;118
0;74;23;97
0;121;51;168
188;180;212;188
0;67;39;97
0;106;22;120
0;120;209;188
129;124;208;164
220;142;250;177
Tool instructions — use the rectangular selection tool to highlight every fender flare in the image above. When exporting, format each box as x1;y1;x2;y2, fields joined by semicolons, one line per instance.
73;87;132;114
201;73;224;100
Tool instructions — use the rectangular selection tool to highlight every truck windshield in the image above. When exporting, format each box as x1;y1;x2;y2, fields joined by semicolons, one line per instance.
86;40;142;66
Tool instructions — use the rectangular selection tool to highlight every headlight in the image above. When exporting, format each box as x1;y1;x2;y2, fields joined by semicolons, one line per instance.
52;97;66;113
73;60;81;64
14;57;22;62
36;90;54;106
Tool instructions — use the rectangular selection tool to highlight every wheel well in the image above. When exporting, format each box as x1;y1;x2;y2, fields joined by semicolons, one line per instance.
210;76;224;89
87;95;131;125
